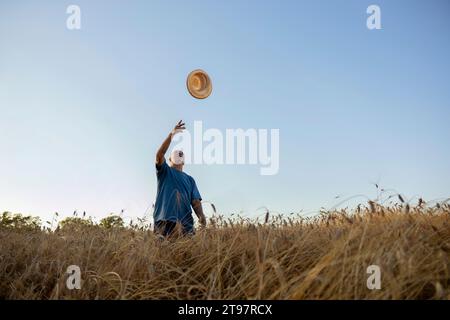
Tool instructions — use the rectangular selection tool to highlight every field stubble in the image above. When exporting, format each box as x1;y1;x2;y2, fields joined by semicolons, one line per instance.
0;202;449;300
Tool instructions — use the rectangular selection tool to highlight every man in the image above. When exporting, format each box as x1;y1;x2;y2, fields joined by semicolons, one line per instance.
153;120;206;237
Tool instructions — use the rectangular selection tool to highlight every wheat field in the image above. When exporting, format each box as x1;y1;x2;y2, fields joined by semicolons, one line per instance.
0;202;449;300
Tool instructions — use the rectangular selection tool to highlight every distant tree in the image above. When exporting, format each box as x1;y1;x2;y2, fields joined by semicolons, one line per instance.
99;215;124;229
58;216;94;231
0;212;41;230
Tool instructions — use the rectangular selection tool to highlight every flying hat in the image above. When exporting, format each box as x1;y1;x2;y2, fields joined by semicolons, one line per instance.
170;149;185;165
186;69;212;99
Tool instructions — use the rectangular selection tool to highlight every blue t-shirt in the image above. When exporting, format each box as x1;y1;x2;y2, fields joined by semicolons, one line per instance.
153;160;202;232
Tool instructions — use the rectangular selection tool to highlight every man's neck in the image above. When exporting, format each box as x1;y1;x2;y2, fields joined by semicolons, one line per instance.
171;165;183;172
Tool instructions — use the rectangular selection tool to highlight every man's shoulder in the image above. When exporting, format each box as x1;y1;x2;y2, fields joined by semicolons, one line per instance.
156;158;168;169
181;171;196;183
156;159;170;178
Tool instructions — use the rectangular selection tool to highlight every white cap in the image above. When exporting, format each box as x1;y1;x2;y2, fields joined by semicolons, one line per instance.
170;149;185;165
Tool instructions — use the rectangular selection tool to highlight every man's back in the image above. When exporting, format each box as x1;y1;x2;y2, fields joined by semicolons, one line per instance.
153;160;201;233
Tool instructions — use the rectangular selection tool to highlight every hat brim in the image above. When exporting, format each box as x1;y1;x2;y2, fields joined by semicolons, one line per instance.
186;69;212;99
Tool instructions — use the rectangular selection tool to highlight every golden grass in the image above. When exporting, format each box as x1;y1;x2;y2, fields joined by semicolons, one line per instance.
0;203;449;300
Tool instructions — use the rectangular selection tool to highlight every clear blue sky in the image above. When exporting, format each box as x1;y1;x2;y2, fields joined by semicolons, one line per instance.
1;0;449;223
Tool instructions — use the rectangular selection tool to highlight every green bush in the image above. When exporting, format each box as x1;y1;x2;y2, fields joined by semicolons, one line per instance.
99;215;124;229
58;216;94;231
0;212;41;230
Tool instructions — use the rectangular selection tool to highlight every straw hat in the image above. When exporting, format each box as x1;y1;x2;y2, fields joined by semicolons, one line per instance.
186;69;212;99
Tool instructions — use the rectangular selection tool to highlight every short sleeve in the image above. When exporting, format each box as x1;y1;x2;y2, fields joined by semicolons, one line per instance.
156;159;169;177
191;178;202;202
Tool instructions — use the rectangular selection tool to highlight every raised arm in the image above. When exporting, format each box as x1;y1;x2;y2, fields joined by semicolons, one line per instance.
156;120;185;166
192;199;206;227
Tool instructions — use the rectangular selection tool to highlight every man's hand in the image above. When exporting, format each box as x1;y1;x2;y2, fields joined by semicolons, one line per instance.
156;120;186;166
171;120;186;138
198;215;207;228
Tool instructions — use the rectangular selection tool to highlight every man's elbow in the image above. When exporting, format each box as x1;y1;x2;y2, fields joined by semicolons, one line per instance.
192;199;202;208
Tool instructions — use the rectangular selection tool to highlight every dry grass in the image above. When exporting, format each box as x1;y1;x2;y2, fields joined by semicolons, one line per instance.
0;203;449;300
